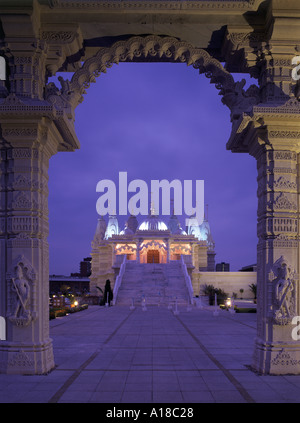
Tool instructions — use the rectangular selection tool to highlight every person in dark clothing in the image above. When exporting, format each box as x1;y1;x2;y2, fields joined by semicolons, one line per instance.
102;279;113;306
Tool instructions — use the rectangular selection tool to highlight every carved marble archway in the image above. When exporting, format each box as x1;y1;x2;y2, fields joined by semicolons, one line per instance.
1;0;300;376
45;35;300;376
45;35;260;122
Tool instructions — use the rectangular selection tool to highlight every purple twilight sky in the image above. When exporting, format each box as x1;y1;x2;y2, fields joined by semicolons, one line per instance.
48;62;258;275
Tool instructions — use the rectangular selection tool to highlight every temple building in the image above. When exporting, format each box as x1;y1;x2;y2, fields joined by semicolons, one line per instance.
90;207;216;301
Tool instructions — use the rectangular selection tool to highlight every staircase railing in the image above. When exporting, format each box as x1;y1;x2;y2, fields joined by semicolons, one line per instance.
180;255;194;304
112;255;127;305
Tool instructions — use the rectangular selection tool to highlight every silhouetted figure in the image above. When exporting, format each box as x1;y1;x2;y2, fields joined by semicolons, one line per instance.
101;279;113;306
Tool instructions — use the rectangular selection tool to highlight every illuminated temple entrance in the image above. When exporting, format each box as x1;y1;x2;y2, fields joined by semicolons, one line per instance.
147;249;160;264
90;209;216;297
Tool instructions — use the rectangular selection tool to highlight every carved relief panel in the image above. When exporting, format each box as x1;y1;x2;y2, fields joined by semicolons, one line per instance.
268;256;297;326
6;255;37;328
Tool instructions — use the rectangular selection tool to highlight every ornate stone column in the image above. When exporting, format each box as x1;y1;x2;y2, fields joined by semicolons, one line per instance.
136;239;141;264
0;10;81;374
166;238;170;263
0;120;58;374
224;18;300;373
248;122;300;375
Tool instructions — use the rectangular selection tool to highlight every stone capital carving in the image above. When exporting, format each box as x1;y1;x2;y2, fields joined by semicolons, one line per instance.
227;31;267;49
229;110;300;155
41;31;78;44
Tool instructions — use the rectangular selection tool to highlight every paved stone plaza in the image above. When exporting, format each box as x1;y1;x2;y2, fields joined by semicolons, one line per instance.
1;305;300;403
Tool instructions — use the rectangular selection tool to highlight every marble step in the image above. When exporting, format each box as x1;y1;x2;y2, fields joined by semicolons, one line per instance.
115;262;189;305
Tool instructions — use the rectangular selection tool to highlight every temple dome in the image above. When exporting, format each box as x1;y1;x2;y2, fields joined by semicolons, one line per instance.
138;214;168;231
92;216;107;247
104;214;119;239
94;216;107;242
185;215;202;240
174;222;187;235
199;218;215;251
120;223;134;235
167;206;187;235
168;213;180;234
126;214;139;233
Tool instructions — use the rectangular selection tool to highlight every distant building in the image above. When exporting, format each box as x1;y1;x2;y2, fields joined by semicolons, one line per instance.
49;257;92;295
216;262;230;272
80;257;92;277
239;264;257;272
49;275;90;295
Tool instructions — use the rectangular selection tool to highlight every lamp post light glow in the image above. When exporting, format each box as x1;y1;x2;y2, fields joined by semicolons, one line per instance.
226;298;232;308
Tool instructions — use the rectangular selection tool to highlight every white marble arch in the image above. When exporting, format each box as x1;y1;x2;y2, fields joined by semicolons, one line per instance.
1;0;300;375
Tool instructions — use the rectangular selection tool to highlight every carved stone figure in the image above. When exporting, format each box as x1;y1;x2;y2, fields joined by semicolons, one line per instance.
9;264;31;326
271;256;296;325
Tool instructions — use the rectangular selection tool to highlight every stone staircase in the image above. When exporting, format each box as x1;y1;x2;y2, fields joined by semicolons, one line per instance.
115;261;190;305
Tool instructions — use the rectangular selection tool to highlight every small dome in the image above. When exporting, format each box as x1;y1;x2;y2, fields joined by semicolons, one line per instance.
105;215;119;239
186;215;202;240
138;214;168;231
126;214;139;233
199;219;210;241
199;218;215;251
168;214;180;233
120;222;134;235
94;216;107;241
174;222;187;235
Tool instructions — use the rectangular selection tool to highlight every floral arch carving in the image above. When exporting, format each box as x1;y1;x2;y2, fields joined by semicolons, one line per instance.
46;35;260;119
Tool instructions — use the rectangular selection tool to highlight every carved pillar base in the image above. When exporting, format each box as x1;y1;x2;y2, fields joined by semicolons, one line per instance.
0;338;54;375
253;338;300;375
